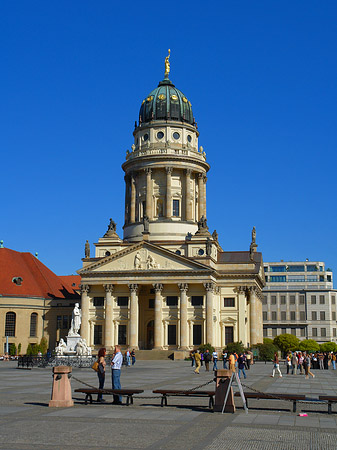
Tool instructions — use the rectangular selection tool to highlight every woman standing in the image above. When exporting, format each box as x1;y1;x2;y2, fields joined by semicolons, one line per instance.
97;347;106;402
271;353;283;378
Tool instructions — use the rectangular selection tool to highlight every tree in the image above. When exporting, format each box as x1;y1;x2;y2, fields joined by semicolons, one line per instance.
298;339;320;352
199;343;215;353
273;334;300;354
26;344;33;355
257;343;278;361
18;343;22;355
263;338;274;345
320;342;337;353
226;341;245;355
9;344;17;356
39;337;48;354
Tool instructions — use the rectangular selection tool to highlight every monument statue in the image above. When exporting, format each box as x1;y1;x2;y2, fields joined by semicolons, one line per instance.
164;49;171;77
104;218;117;237
84;240;90;259
198;215;208;231
69;303;81;336
206;238;212;256
252;226;256;244
134;252;141;269
212;230;218;242
75;338;92;356
55;338;67;356
143;214;149;233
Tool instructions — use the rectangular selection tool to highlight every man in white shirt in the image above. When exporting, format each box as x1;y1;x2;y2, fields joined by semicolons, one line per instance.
212;351;218;371
111;345;123;404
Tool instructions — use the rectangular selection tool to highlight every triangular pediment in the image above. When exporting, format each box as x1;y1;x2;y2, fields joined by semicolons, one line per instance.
79;242;211;274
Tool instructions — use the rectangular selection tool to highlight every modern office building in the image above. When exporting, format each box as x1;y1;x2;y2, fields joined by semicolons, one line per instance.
263;260;336;343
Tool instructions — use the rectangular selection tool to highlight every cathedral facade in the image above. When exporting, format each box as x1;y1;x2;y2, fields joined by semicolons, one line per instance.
78;56;265;351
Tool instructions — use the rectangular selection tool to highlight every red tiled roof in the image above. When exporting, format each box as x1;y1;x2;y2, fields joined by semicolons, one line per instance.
0;248;80;300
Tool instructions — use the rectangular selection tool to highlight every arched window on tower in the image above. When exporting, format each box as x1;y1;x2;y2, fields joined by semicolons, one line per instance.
30;313;38;337
5;312;16;337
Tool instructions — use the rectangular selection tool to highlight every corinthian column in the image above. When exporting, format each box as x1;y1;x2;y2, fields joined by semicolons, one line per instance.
235;286;247;346
104;284;114;350
124;175;129;225
249;286;260;346
178;283;188;349
130;173;136;223
197;173;203;220
153;283;163;349
128;284;139;349
166;167;172;219
80;284;90;342
202;174;207;218
145;168;152;219
204;282;215;345
185;169;192;221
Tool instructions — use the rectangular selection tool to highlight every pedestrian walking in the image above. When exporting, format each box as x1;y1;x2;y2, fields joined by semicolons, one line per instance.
204;349;211;372
131;349;136;365
238;353;247;379
271;353;282;378
97;347;106;402
212;350;218;371
222;350;228;369
194;350;201;374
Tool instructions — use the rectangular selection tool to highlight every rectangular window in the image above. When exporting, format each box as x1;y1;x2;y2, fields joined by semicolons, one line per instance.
118;324;127;345
332;296;336;305
281;311;286;321
270;266;286;272
271;312;277;321
166;296;178;306
311;295;316;305
307;275;318;282
300;311;305;321
5;313;16;337
320;276;324;282
299;295;305;304
312;328;317;337
321;328;326;337
264;266;268;272
172;199;180;217
280;295;286;305
300;328;305;337
168;325;176;345
320;311;326;321
117;297;129;307
281;327;287;334
263;312;267;321
94;325;102;345
272;328;277;337
327;275;332;282
62;315;68;330
191;296;203;306
288;265;305;272
265;276;268;282
149;299;154;309
333;328;336;337
333;312;336;321
30;314;37;337
224;298;235;307
320;295;325;305
193;324;202;345
291;328;296;336
263;328;267;337
312;311;317;320
225;326;234;344
93;297;104;307
290;295;296;305
271;296;276;305
288;276;305;282
263;296;267;305
307;265;318;272
270;276;286;282
56;315;62;330
290;311;296;321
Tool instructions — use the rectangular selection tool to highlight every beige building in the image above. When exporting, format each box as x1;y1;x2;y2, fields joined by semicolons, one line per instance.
78;59;265;352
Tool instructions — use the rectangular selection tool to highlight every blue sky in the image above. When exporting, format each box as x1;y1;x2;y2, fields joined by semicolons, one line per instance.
1;1;337;275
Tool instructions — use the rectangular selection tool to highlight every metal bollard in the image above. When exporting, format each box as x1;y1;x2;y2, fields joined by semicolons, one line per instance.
214;369;235;413
49;365;74;407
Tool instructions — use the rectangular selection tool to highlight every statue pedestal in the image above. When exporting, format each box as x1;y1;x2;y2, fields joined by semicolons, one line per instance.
66;335;81;353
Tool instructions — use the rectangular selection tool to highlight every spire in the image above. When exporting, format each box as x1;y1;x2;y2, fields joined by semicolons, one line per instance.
164;49;171;79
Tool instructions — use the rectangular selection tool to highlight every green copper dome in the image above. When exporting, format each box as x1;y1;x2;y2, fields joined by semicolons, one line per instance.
139;77;194;125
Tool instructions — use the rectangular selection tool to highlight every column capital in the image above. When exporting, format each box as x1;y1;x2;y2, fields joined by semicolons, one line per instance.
145;168;152;175
197;172;204;179
80;284;90;294
178;283;188;292
204;282;215;292
248;286;258;295
234;286;247;295
128;283;139;293
104;284;114;294
203;174;207;183
153;283;163;292
185;168;192;176
166;166;173;174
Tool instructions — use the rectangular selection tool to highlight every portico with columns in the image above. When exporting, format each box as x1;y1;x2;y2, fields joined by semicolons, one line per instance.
78;55;265;352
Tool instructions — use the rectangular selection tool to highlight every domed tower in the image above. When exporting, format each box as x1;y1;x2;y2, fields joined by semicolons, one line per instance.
122;51;210;242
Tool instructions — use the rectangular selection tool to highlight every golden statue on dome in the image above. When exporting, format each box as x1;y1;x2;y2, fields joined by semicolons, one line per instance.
164;49;171;78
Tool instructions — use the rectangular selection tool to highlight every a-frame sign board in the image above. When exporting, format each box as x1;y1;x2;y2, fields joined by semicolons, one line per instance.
221;372;248;414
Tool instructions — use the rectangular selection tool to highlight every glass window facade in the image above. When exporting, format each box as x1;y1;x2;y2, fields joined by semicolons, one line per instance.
307;265;318;272
270;266;286;272
270;276;286;282
288;276;305;282
307;275;318;282
288;265;305;272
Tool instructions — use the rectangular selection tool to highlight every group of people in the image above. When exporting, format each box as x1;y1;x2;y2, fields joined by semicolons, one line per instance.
190;349;253;379
95;345;136;404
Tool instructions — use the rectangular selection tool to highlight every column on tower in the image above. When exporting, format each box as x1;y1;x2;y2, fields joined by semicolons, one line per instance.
104;284;114;349
80;284;90;343
165;167;172;219
128;284;139;349
249;287;259;345
124;175;129;225
197;173;203;220
204;282;215;345
145;168;152;219
202;174;207;217
130;173;136;223
185;169;192;221
235;286;247;345
153;283;163;349
178;283;188;349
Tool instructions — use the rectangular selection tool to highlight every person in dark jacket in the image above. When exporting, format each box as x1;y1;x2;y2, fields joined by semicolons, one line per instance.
237;353;247;379
204;349;212;372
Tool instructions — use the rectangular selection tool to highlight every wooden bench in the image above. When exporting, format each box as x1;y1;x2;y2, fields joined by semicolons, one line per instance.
74;388;144;405
234;392;306;412
152;389;215;409
319;396;337;414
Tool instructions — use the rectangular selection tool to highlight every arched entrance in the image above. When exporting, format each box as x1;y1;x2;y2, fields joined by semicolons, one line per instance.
146;320;154;349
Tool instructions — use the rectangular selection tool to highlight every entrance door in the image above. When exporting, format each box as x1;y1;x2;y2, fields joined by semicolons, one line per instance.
146;320;154;349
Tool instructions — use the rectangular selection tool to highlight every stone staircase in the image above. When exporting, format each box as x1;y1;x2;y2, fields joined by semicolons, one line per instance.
135;350;173;360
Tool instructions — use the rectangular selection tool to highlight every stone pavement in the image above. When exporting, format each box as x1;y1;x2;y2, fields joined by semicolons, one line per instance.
1;360;337;449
